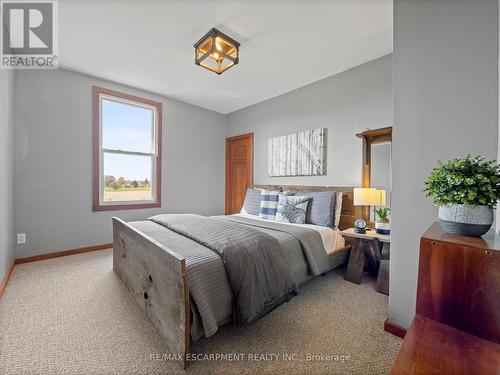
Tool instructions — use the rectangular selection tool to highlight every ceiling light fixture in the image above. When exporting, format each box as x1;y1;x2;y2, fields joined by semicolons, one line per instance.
194;28;240;75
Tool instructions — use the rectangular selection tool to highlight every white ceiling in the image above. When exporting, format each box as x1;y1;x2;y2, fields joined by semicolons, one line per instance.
60;0;393;114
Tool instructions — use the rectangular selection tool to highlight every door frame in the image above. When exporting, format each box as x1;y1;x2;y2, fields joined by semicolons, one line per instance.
225;132;254;214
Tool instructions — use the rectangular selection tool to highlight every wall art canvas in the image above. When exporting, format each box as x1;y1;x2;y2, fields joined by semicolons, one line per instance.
268;128;326;176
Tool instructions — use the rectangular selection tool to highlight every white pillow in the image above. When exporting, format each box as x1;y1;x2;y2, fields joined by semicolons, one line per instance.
240;188;263;215
334;192;343;227
275;195;311;224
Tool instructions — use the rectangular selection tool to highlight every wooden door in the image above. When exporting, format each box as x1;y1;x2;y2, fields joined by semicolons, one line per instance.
226;133;253;214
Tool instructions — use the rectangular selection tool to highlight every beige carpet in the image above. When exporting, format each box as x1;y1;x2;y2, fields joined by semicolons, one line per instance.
0;249;401;375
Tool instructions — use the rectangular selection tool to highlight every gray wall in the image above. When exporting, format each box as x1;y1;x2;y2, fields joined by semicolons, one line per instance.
391;0;498;327
14;69;226;258
226;55;393;187
0;70;15;280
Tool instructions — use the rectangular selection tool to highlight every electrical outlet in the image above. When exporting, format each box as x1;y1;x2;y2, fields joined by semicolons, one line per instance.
17;233;26;245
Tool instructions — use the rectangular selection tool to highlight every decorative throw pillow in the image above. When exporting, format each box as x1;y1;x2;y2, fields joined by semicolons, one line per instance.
276;195;311;224
240;188;262;216
295;191;336;227
259;190;281;219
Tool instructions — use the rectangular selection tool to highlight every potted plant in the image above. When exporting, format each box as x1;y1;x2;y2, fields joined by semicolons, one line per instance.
424;155;500;237
374;208;391;235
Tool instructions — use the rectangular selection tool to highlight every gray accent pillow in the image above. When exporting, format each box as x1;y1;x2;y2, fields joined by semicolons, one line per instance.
276;195;311;224
295;191;336;227
240;188;262;216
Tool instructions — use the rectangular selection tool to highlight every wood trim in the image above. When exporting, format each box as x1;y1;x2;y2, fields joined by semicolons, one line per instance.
226;132;254;142
225;132;254;214
361;137;371;221
92;202;161;212
384;318;407;338
225;141;229;214
422;221;499;249
356;126;393;139
225;138;230;214
92;86;163;212
15;243;112;265
391;314;500;375
0;259;15;298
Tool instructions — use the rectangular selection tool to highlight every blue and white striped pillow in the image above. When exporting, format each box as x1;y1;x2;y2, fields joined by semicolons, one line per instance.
259;190;281;219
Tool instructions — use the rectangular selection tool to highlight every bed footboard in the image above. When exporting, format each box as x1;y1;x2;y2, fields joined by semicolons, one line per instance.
112;217;190;370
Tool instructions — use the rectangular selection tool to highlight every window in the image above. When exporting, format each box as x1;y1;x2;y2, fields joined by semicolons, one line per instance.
93;86;162;211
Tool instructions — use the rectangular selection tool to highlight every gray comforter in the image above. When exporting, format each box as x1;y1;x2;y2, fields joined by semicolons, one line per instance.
220;215;330;276
149;214;298;326
130;214;329;341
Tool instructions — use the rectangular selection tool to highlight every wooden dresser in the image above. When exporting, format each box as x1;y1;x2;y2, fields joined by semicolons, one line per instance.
391;222;500;375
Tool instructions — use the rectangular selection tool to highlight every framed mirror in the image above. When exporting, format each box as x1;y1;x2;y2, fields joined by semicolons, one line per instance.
356;127;392;223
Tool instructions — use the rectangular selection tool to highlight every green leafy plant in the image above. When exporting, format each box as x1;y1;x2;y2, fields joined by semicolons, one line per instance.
424;155;500;208
374;207;391;223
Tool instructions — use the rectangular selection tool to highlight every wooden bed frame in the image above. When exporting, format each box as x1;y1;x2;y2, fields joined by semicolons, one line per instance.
112;185;359;370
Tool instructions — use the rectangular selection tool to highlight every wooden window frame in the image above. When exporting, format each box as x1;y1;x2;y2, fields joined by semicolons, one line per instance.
92;86;162;211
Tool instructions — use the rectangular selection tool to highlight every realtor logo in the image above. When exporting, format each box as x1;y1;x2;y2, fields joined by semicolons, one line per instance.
1;0;58;69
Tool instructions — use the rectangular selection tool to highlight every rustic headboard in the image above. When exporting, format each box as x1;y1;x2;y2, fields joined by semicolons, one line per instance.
251;185;360;231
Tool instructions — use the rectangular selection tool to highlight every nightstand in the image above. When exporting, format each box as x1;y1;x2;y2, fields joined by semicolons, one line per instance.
340;228;390;294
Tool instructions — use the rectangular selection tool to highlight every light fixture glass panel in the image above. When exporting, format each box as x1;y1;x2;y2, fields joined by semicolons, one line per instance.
215;36;232;54
220;59;234;72
198;36;213;55
227;48;238;59
197;49;207;60
200;57;219;73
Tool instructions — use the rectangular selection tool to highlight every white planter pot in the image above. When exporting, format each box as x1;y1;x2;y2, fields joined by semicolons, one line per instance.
438;204;493;237
375;222;390;235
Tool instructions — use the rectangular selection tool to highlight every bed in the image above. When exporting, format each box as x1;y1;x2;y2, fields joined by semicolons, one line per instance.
112;185;359;369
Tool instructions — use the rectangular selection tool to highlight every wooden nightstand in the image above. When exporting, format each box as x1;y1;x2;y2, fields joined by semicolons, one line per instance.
340;228;390;294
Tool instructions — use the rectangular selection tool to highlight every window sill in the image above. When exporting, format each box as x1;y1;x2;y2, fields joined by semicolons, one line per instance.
93;202;161;212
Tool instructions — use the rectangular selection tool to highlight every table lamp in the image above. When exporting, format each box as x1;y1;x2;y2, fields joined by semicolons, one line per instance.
353;188;386;233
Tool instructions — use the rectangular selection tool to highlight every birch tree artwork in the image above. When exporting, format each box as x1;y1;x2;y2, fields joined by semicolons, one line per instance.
268;128;326;176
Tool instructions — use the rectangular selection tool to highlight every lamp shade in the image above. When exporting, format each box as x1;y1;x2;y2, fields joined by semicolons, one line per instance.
377;189;387;206
354;188;386;206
